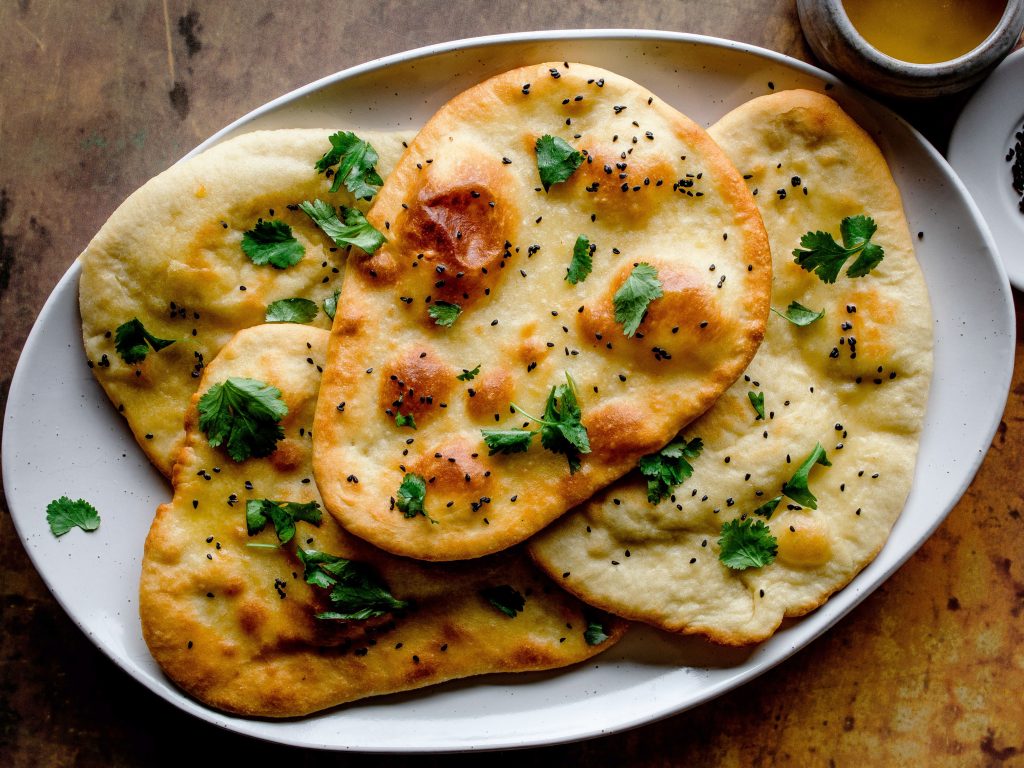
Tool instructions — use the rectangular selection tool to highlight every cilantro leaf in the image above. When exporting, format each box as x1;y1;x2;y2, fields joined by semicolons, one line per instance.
792;215;885;283
394;412;417;429
428;301;461;328
241;219;305;269
315;131;383;199
752;495;782;520
197;377;288;462
114;318;176;364
265;297;319;324
395;472;428;519
613;263;663;337
748;391;765;420
718;518;778;570
638;436;704;504
456;364;481;382
536;134;584;191
297;548;409;621
323;289;340;320
299;199;386;254
772;301;825;326
481;428;535;455
46;496;101;537
481;585;526;618
781;442;832;509
566;234;594;284
584;618;611;646
245;499;321;544
536;372;590;473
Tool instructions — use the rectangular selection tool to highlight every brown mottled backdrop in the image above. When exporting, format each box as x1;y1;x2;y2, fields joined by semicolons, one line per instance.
1;1;1021;766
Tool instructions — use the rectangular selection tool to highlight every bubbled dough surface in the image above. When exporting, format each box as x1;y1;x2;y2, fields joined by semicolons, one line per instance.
80;128;412;478
529;90;933;645
313;62;772;562
139;324;626;718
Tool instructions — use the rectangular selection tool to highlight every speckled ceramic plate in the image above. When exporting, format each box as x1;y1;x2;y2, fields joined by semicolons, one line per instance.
949;47;1024;290
2;31;1014;752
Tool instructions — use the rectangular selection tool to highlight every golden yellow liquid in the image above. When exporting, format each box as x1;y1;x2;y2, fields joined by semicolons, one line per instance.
842;0;1007;63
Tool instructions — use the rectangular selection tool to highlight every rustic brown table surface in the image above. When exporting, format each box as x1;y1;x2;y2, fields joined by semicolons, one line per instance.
2;2;1022;765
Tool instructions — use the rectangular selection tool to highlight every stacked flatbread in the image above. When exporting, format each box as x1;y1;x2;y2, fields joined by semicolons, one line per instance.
530;89;933;644
312;62;772;561
79;129;410;476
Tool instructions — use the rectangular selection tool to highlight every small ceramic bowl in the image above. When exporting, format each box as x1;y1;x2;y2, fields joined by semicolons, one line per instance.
797;0;1024;98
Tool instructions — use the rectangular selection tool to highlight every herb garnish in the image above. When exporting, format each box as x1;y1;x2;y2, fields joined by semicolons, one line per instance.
637;436;703;504
323;289;340;320
46;496;101;537
197;377;288;462
748;391;765;420
299;199;386;254
246;499;321;544
752;496;782;520
583;618;611;646
793;215;885;283
114;318;176;364
456;364;481;382
718;518;778;570
265;297;319;324
297;548;409;621
395;472;435;522
536;134;584;191
781;442;832;509
428;301;462;327
394;412;417;429
314;131;383;199
481;372;591;473
241;219;305;268
566;235;594;284
481;585;526;618
772;301;825;326
613;263;663;337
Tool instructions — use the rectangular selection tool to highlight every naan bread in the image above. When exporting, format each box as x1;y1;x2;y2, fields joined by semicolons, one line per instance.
529;90;933;645
140;324;626;717
80;128;412;477
313;62;771;561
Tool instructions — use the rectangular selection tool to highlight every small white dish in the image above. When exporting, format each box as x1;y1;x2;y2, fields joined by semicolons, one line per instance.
2;30;1015;752
949;47;1024;290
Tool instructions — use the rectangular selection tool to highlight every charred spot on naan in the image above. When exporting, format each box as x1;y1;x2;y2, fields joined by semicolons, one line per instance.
465;366;516;421
379;346;455;427
408;437;494;501
565;144;676;224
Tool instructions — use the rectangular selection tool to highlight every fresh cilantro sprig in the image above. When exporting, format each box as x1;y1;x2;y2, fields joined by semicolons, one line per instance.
314;131;383;199
297;548;409;621
637;436;703;504
718;518;778;570
394;472;436;522
566;235;594;284
781;442;832;509
748;391;765;420
299;199;386;254
265;297;318;324
197;377;288;462
394;412;417;429
241;219;305;268
481;585;525;618
793;215;885;283
323;289;340;321
536;134;584;192
246;499;321;544
456;365;481;382
481;372;591;473
46;496;101;537
114;318;176;364
613;263;663;337
428;301;461;328
583;618;611;646
772;301;825;326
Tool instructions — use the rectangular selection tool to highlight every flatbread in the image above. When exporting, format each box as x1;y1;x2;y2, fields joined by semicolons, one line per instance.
80;128;412;477
313;62;771;561
140;324;626;717
529;90;933;645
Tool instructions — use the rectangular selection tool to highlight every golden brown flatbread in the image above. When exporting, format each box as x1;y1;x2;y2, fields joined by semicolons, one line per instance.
80;128;412;477
140;324;625;717
529;90;933;645
313;62;771;562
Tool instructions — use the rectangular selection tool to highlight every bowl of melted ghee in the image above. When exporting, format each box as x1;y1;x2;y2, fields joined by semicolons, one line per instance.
797;0;1024;98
